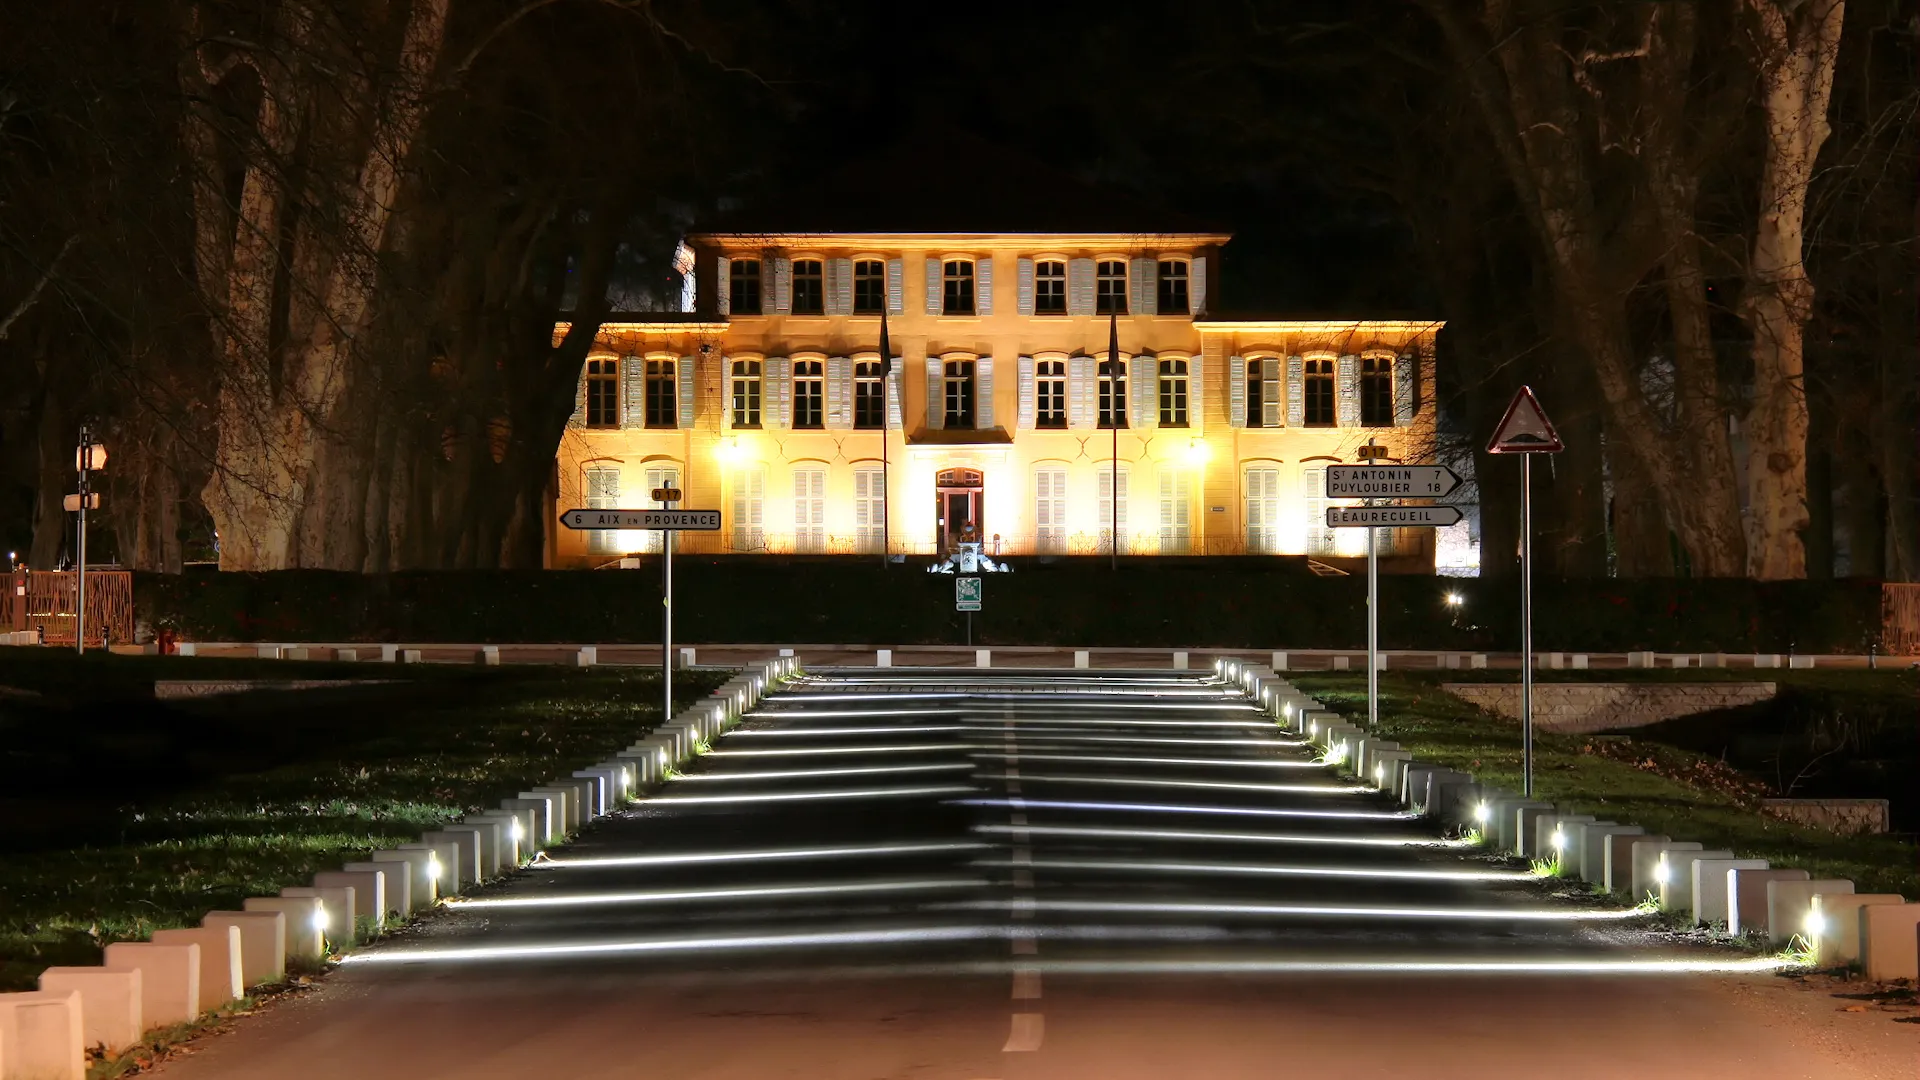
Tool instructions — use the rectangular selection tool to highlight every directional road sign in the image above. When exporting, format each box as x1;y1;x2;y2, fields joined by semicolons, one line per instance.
1327;506;1464;528
560;508;720;531
955;576;982;612
1324;465;1463;499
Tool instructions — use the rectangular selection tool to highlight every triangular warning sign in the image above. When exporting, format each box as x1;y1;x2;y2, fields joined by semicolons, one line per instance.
1487;385;1564;453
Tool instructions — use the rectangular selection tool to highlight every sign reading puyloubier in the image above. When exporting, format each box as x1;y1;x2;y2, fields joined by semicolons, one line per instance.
560;509;721;531
1326;506;1464;528
1323;465;1462;499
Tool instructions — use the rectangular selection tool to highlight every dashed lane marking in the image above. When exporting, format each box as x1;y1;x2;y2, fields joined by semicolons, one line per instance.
1012;967;1042;1000
1003;1013;1045;1052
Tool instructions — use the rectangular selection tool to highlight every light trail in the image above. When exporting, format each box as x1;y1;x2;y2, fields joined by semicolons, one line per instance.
446;878;982;911
953;797;1415;822
539;841;988;870
974;823;1467;849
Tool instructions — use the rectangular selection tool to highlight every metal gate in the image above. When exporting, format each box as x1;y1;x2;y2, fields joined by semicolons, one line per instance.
1;570;134;647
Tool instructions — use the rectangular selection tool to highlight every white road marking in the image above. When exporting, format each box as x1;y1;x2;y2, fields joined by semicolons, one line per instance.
1012;869;1033;889
1013;847;1032;866
1003;1013;1045;1052
1012;967;1042;999
1010;931;1038;955
1011;896;1035;920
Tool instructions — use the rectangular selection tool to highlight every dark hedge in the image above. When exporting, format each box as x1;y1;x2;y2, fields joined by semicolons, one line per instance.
133;561;1887;653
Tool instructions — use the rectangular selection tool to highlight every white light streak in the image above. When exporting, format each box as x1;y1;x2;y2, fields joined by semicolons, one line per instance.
445;878;981;911
973;772;1366;797
342;925;999;965
707;743;977;758
539;841;988;870
651;785;974;806
727;725;970;737
962;733;1308;749
946;957;1797;977
675;763;972;783
954;797;1414;822
972;752;1324;770
965;716;1285;730
957;899;1651;922
970;856;1533;883
743;708;965;719
974;823;1466;849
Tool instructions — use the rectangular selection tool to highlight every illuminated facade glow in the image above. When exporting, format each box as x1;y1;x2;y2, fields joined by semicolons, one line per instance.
550;224;1441;567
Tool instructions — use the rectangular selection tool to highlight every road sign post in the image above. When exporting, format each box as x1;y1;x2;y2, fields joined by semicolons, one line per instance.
651;487;683;725
1327;455;1467;730
1487;386;1564;799
956;576;982;646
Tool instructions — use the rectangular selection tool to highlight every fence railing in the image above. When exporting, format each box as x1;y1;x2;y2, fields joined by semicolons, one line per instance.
2;570;135;647
582;529;1413;559
1883;583;1920;655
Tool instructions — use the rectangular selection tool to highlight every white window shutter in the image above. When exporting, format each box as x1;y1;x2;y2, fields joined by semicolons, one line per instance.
1228;354;1246;428
1286;356;1305;427
826;356;851;429
569;363;587;428
1191;255;1207;315
1130;354;1155;429
925;356;943;429
924;257;942;315
1068;258;1095;315
886;365;903;427
623;356;645;428
977;356;995;429
1069;355;1094;428
1395;353;1416;426
886;258;904;314
1337;355;1360;427
1017;257;1035;316
722;358;735;429
1261;358;1282;428
715;255;730;316
771;256;792;314
677;355;695;428
828;258;853;315
1131;257;1156;316
1017;356;1035;429
975;257;994;316
1189;353;1204;430
767;357;791;429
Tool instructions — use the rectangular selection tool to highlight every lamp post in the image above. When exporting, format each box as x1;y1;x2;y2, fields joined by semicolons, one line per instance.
72;427;107;654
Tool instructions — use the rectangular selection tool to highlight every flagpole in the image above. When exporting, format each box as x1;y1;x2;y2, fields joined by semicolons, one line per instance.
880;310;891;569
1109;310;1120;572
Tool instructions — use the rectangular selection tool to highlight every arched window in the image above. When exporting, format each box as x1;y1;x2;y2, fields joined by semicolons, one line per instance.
645;358;676;428
1361;355;1394;426
1304;358;1336;426
585;358;619;428
1098;356;1128;429
730;359;762;428
791;259;824;315
1036;359;1067;428
1158;357;1189;427
793;359;825;428
854;361;886;428
1096;260;1128;314
1034;260;1067;315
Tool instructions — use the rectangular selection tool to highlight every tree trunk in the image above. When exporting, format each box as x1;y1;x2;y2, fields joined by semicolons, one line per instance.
1738;0;1846;579
28;388;69;569
1803;401;1834;578
1610;433;1675;577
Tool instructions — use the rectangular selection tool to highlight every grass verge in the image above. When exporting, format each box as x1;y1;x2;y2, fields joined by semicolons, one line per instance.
1290;672;1920;899
0;651;726;991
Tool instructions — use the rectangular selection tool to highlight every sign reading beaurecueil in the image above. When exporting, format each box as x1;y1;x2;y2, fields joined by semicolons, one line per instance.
560;509;721;531
1324;465;1462;499
1327;505;1464;528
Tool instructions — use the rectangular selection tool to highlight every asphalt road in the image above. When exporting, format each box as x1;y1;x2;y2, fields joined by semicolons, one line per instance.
155;670;1914;1079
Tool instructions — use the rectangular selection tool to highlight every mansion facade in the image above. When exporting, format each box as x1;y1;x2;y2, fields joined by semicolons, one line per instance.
549;225;1441;568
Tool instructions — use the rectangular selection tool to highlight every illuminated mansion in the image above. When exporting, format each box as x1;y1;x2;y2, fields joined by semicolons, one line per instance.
550;188;1441;568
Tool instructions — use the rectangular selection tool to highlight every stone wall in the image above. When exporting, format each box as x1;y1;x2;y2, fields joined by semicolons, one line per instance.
1760;798;1891;836
1441;682;1778;735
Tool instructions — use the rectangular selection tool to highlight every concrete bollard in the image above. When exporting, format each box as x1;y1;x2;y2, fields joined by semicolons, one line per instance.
1546;652;1564;670
1424;772;1473;818
566;772;608;817
201;911;286;987
1370;751;1412;791
37;969;140;1054
1564;820;1619;881
279;884;355;946
1788;655;1815;669
102;941;200;1029
1173;650;1189;670
1859;904;1920;981
876;649;892;667
1469;654;1488;669
528;783;576;833
1074;650;1090;669
1702;652;1725;668
1440;653;1461;670
1536;814;1595;868
421;828;486;886
1512;805;1558;857
151;925;242;1012
555;776;597;821
0;989;86;1079
571;646;597;667
975;649;991;668
1813;893;1905;966
398;841;461;898
176;642;196;656
256;645;281;660
379;644;398;662
477;645;500;666
1603;831;1661;894
1658;849;1734;913
342;862;411;918
1271;651;1289;671
284;646;310;661
313;870;386;931
1753;653;1781;668
500;801;545;847
370;850;436;910
1728;868;1809;937
1767;878;1851;948
1689;858;1768;926
335;647;358;662
1630;840;1700;903
1579;824;1642;886
399;648;423;664
459;815;517;871
1571;654;1589;670
1331;655;1350;671
244;897;325;963
502;796;558;847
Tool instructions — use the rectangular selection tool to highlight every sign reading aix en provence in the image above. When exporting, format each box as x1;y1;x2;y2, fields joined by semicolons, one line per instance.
560;509;721;531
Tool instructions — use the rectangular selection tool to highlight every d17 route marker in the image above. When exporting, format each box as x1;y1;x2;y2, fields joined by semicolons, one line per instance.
1327;506;1464;528
560;509;720;530
1324;465;1462;499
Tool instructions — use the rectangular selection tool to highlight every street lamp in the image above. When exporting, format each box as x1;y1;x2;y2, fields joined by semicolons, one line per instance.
1445;592;1463;608
72;426;106;655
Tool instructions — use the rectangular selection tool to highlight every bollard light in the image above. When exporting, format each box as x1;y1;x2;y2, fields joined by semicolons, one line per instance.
1374;763;1384;784
312;908;330;932
1550;829;1565;853
1654;858;1669;886
657;749;668;768
427;852;443;882
1473;801;1490;826
1445;592;1463;607
620;767;631;789
1803;910;1825;937
510;817;525;842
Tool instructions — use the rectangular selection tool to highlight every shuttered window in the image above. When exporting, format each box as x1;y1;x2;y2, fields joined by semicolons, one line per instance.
1036;359;1067;428
1245;467;1281;554
585;359;619;428
942;261;975;315
1247;358;1281;427
1157;260;1190;315
585;466;622;554
1034;467;1068;554
793;466;826;553
645;358;676;428
1098;356;1128;429
855;466;885;553
854;361;885;428
729;260;762;315
853;260;885;314
1361;355;1394;426
944;360;976;429
1304;358;1336;426
1035;261;1067;315
1158;471;1191;554
731;360;762;428
637;465;682;554
793;360;825;429
791;260;824;315
1096;261;1128;315
1301;467;1334;555
731;467;765;551
1099;466;1130;555
1158;358;1189;427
